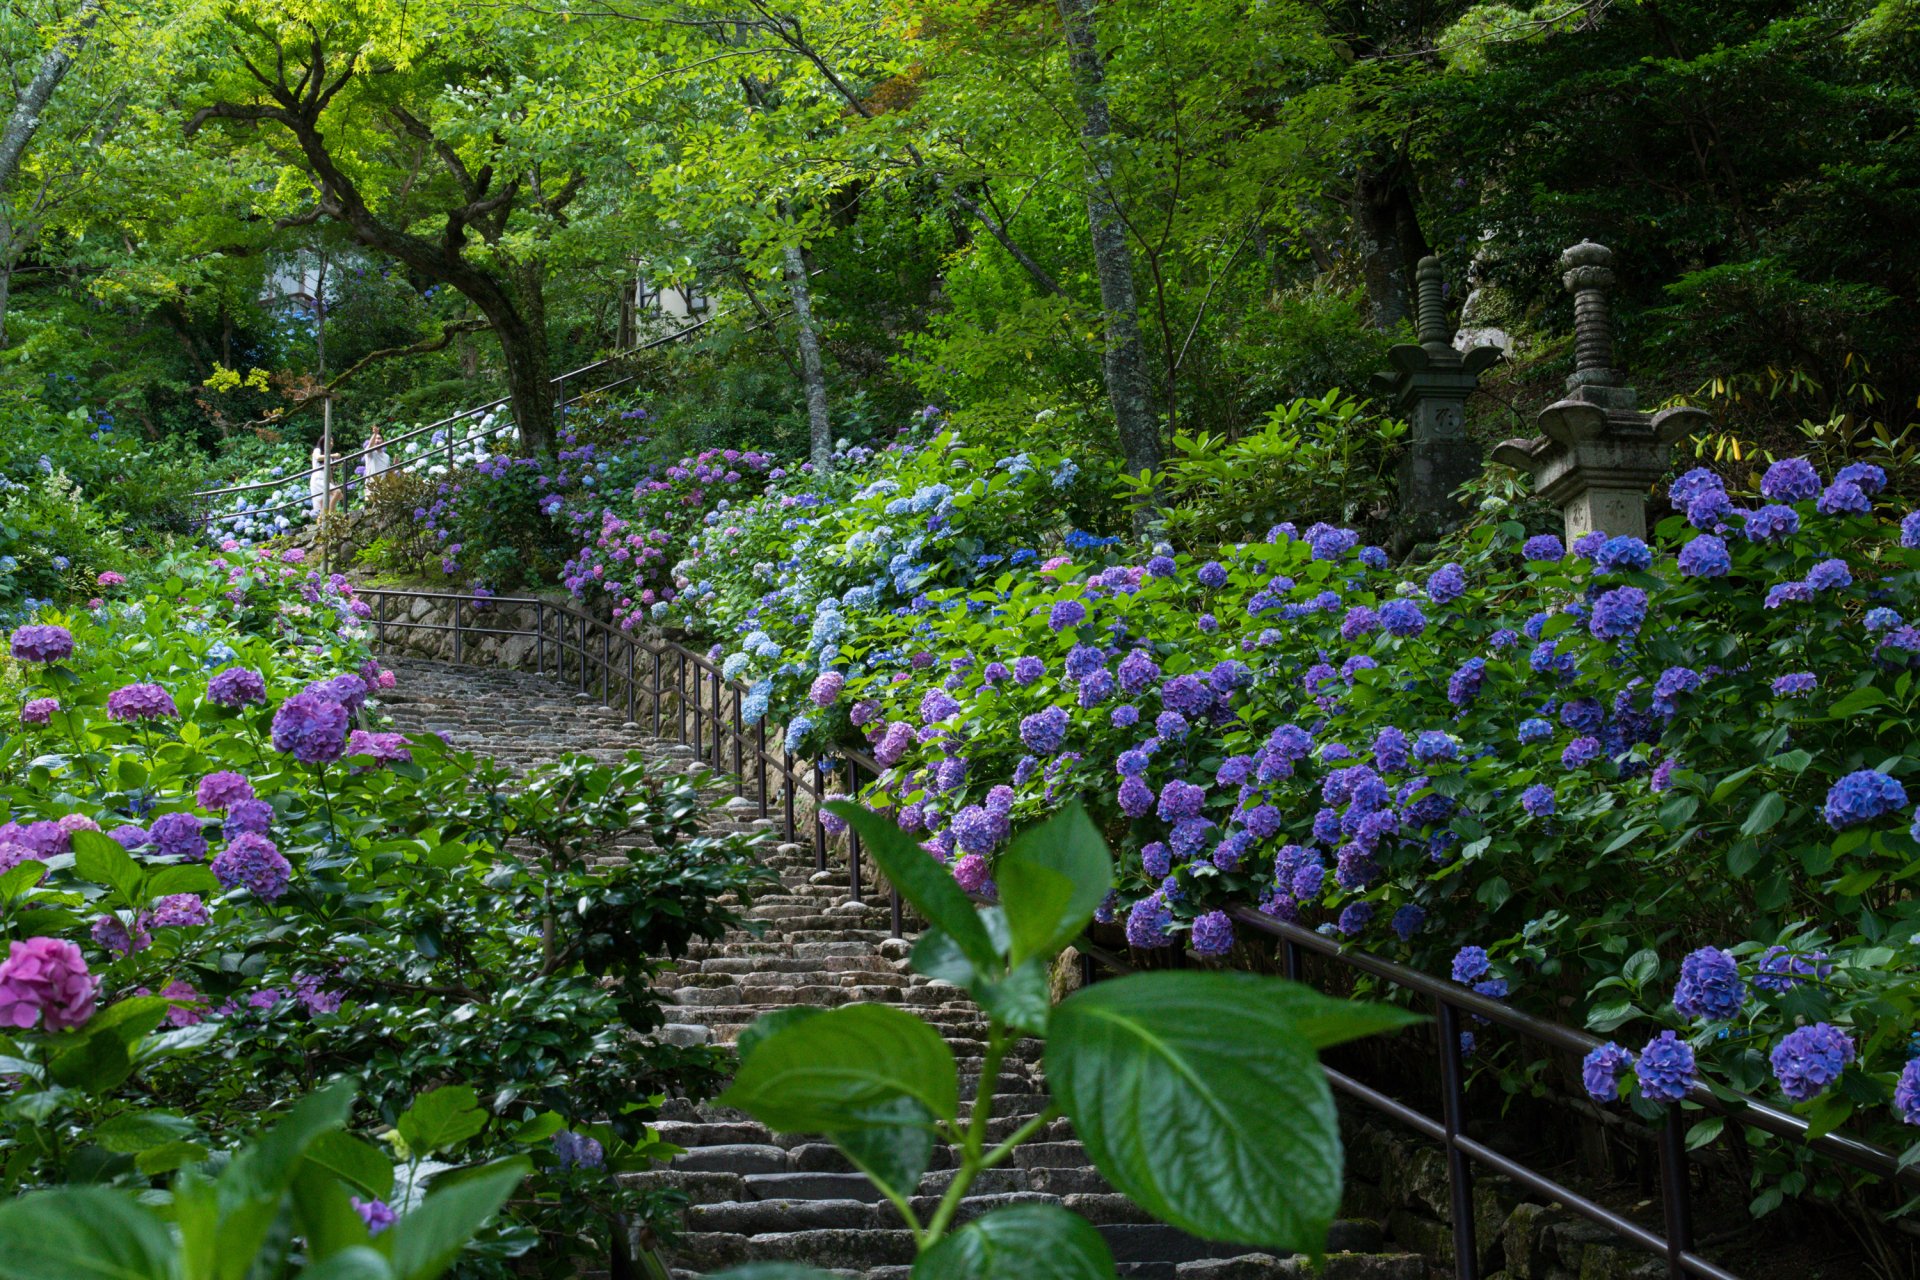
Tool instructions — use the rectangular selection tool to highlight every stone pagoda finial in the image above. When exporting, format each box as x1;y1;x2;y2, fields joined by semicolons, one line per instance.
1492;241;1709;542
1374;255;1502;549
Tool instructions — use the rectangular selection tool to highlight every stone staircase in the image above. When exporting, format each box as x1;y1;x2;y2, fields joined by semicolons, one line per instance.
376;658;1428;1280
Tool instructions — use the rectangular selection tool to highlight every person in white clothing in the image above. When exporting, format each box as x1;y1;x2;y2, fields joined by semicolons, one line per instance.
308;445;329;519
362;425;391;484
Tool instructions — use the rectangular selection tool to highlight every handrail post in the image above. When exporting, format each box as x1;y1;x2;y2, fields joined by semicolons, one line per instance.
626;639;637;723
601;625;611;703
651;648;663;736
709;669;722;770
453;595;464;666
536;602;545;675
1658;1106;1694;1278
731;685;745;796
755;719;769;818
812;759;828;874
1434;998;1480;1280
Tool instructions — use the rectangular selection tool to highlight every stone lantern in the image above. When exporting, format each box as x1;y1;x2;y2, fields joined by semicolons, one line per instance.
1492;242;1709;542
1375;256;1502;548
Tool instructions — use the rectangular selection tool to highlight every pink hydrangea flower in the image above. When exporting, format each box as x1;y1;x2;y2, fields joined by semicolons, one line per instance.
0;937;98;1031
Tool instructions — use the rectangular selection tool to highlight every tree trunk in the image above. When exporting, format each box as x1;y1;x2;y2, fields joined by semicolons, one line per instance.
782;240;833;470
491;264;555;454
0;0;102;195
0;210;14;350
1352;152;1429;332
1054;0;1160;485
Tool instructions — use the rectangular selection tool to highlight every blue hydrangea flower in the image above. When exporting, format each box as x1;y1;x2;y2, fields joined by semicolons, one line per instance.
1761;458;1820;503
1389;904;1425;941
1589;586;1647;641
1582;1042;1635;1103
1771;672;1816;697
1770;1022;1854;1102
1359;546;1388;569
1141;842;1172;878
1451;946;1492;985
1335;902;1374;936
1823;769;1907;829
1110;704;1140;729
1866;607;1903;632
1805;558;1852;592
1198;561;1228;588
1593;536;1652;575
1673;946;1744;1021
1635;1031;1697;1103
1837;462;1887;494
1520;784;1555;817
1669;467;1725;509
1014;656;1045;685
1413;731;1458;764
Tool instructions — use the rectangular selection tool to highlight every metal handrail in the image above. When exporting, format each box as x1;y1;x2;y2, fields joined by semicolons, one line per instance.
355;583;1914;1280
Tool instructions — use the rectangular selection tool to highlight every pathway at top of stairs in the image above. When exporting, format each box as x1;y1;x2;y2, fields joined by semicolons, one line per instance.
377;657;1427;1280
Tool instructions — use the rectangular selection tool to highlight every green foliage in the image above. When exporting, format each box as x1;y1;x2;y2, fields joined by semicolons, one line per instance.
0;1078;530;1280
1124;390;1407;549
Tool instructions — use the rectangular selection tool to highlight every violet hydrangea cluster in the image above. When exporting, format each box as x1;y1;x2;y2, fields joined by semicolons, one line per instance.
271;691;350;765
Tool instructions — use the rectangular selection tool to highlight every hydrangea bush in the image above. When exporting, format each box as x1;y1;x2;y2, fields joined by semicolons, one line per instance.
683;450;1920;1177
662;423;1085;756
0;548;766;1274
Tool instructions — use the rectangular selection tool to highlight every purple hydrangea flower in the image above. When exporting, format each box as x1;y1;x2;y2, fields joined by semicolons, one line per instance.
1522;534;1565;562
1572;531;1609;560
303;675;368;715
19;698;58;726
1157;779;1207;822
149;894;209;928
809;672;845;707
1760;458;1820;503
1013;656;1045;686
91;912;150;957
1451;946;1492;985
552;1130;606;1170
1588;586;1647;641
1117;650;1159;694
1904;512;1920;549
107;683;178;722
1019;706;1068;755
352;1197;397;1236
1390;904;1425;941
1520;784;1555;817
0;936;97;1031
1897;1059;1920;1126
9;625;74;664
1518;717;1552;744
1340;606;1379;640
1687;488;1733;529
952;805;1006;855
1561;736;1603;769
1125;894;1173;948
1823;769;1907;829
1190;910;1234;956
150;812;207;861
1818;482;1871;516
1426;563;1467;603
1335;902;1374;936
1413;731;1458;764
1652;667;1702;715
1198;561;1228;589
919;688;961;724
108;824;151;851
1635;1031;1696;1103
224;799;274;837
1677;535;1731;578
1771;672;1817;697
1446;658;1486;708
1754;946;1830;994
1837;462;1886;494
195;772;254;813
1047;599;1087;632
1744;505;1800;542
1110;703;1141;729
1583;1042;1635;1103
1156;710;1190;740
1379;599;1426;637
1673;946;1744;1021
212;833;291;901
1117;776;1154;818
1770;1023;1854;1102
1373;726;1410;773
271;692;349;765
